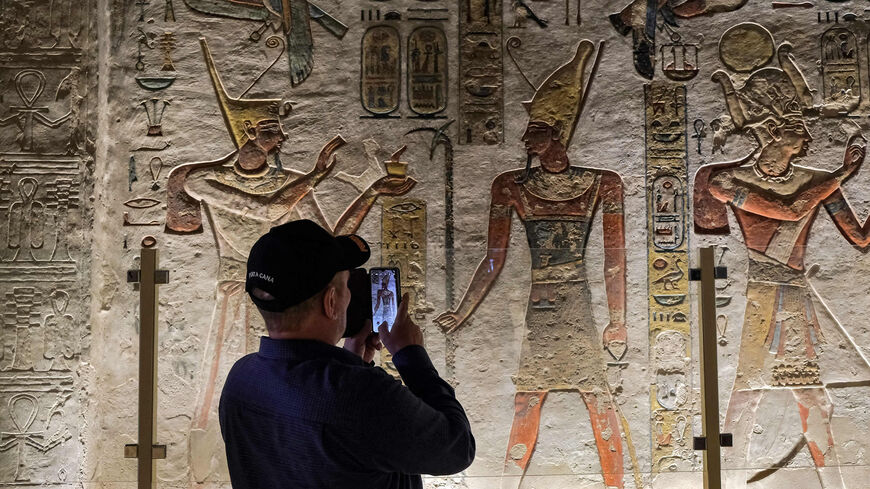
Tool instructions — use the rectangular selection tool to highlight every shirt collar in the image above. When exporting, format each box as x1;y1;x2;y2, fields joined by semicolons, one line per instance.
258;336;366;365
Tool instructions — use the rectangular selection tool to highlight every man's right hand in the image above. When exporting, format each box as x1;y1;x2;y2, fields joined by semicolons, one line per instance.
378;293;423;354
434;311;463;334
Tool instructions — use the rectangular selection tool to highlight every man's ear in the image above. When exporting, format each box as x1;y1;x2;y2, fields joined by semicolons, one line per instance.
550;121;562;141
765;120;781;142
322;286;338;320
244;120;258;141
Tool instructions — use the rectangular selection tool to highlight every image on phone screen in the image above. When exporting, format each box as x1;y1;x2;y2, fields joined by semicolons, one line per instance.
371;268;399;332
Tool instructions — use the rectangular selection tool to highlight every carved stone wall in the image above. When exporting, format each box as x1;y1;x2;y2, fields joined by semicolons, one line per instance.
0;0;95;485
3;0;870;488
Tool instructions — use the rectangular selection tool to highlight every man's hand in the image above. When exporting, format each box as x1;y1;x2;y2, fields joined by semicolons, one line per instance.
343;319;382;364
379;293;423;354
603;321;627;361
371;175;417;196
434;311;463;334
308;152;338;183
836;133;866;183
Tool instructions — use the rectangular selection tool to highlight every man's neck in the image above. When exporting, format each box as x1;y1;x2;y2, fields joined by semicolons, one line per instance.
539;150;569;173
268;319;338;345
755;145;794;178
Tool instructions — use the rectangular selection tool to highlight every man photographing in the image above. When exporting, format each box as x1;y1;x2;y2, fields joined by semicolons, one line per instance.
219;219;475;488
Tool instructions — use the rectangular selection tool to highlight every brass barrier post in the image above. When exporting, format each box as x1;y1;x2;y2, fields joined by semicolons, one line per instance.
691;246;730;489
125;236;168;488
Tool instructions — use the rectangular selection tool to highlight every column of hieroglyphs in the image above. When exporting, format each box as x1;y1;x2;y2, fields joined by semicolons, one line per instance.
0;0;93;484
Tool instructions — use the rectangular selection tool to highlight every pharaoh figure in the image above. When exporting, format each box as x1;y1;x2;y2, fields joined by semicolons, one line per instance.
435;41;633;488
694;43;870;488
166;38;415;481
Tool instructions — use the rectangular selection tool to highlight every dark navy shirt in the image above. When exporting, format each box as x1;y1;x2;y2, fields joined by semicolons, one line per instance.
219;337;475;489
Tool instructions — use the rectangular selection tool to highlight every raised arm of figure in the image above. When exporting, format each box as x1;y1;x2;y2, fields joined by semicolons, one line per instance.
824;188;870;251
331;174;417;235
434;173;516;334
707;169;839;221
165;151;237;233
599;170;627;361
269;135;344;219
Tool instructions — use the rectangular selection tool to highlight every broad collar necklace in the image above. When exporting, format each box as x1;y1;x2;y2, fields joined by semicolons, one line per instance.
752;159;794;183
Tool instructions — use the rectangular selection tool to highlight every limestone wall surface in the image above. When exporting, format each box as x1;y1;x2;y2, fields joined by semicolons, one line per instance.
2;0;870;488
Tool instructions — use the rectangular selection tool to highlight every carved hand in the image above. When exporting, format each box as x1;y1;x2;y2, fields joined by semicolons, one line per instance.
310;153;338;182
309;136;346;181
603;321;627;361
371;175;417;196
837;133;866;183
434;311;464;334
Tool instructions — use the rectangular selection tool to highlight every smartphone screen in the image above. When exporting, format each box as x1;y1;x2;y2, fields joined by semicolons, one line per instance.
370;267;401;332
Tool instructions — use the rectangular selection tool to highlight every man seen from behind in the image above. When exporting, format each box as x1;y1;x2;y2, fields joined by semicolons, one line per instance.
219;219;475;488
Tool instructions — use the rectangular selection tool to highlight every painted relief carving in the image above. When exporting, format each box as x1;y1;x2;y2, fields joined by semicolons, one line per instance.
405;121;458;378
820;27;860;115
159;32;177;71
133;18;178;90
509;0;547;29
695;38;870;488
165;38;415;481
645;82;693;473
182;0;348;86
407;26;447;117
436;41;641;488
610;0;747;79
660;32;699;81
458;0;503;144
379;197;427;374
718;22;775;73
381;198;427;318
140;98;169;137
360;25;401;117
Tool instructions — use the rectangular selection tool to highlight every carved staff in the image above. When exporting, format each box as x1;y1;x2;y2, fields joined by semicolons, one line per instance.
124;236;168;488
405;120;456;377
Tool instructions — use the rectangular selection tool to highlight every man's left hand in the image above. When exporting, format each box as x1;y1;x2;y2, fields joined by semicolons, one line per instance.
371;175;417;196
343;319;382;364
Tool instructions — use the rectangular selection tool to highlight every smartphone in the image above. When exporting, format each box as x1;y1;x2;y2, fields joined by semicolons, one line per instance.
370;267;401;332
344;268;372;338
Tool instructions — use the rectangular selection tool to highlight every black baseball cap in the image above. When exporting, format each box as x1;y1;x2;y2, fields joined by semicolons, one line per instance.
245;219;371;312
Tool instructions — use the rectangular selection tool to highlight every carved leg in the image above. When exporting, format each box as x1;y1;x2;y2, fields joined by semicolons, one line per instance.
190;282;243;482
501;391;548;489
793;388;845;489
580;390;624;489
722;389;763;489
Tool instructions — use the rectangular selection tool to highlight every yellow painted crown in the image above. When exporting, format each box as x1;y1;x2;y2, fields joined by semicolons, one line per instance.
200;37;284;149
524;40;596;149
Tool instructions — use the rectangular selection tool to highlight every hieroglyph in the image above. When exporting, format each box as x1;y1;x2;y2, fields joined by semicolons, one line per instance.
644;82;695;473
0;0;92;484
458;0;503;144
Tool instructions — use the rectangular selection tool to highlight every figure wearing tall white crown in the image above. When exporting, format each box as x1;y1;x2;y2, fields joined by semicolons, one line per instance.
694;42;870;488
165;38;414;482
436;41;638;489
